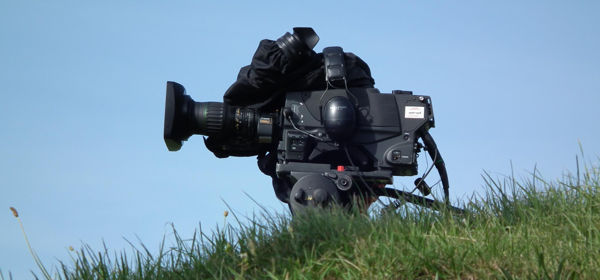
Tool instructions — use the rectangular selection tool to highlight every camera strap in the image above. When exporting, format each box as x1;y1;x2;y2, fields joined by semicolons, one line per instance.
323;46;347;88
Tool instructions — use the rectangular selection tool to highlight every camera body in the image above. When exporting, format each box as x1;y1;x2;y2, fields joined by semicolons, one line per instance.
277;88;433;179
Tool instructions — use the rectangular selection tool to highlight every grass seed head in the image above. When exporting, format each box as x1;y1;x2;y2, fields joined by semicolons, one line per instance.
9;207;19;218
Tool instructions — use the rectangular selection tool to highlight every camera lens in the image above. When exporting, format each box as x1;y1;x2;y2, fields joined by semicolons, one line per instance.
164;81;272;151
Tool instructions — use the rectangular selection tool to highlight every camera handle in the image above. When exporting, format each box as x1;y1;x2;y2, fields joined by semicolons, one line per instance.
323;47;347;88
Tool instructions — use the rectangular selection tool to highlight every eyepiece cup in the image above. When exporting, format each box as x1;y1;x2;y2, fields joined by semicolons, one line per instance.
292;27;319;50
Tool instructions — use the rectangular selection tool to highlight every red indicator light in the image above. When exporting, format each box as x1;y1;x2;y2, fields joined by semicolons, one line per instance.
337;165;345;172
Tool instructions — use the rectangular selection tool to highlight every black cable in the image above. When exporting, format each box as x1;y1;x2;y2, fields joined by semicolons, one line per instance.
342;145;370;188
286;114;328;142
343;79;361;106
296;84;328;123
318;83;330;110
413;145;437;194
420;131;450;206
374;187;464;215
342;144;386;208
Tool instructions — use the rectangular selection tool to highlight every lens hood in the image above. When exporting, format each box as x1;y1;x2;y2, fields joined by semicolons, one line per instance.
276;27;320;63
164;81;192;151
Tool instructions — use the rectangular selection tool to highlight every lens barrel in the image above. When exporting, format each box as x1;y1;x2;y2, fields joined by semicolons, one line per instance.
194;102;260;138
164;81;272;152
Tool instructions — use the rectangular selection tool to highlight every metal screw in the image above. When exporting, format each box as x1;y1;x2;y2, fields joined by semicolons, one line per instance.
294;190;304;202
340;178;349;186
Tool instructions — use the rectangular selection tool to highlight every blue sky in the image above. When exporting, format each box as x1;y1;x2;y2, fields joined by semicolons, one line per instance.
2;1;599;278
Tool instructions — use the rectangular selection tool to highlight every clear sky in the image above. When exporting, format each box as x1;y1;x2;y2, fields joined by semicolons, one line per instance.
2;1;599;278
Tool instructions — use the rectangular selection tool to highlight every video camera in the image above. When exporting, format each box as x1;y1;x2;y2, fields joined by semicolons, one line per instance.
164;28;462;214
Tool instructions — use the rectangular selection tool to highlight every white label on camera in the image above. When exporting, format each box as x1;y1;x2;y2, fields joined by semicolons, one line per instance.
405;106;425;119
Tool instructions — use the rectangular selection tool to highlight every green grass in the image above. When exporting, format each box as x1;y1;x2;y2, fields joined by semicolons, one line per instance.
7;160;600;279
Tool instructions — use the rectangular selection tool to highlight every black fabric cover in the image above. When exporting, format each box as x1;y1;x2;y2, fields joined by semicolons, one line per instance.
223;39;375;107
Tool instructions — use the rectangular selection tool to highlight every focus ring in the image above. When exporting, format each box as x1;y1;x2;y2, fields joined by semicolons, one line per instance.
196;102;224;136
